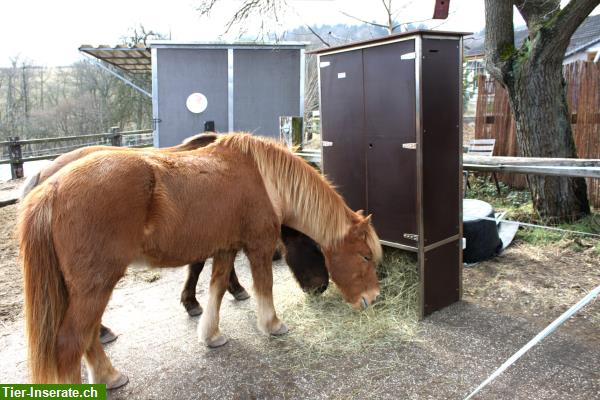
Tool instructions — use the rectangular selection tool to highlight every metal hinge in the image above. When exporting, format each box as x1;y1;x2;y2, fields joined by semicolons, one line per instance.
401;52;416;60
402;143;417;150
322;141;333;147
403;233;419;241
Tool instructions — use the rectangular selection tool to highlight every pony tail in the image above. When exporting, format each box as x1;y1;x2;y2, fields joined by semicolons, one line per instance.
17;183;68;383
20;172;40;200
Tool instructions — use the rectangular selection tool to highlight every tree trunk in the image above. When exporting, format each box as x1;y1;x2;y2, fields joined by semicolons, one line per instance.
483;0;599;223
507;59;590;221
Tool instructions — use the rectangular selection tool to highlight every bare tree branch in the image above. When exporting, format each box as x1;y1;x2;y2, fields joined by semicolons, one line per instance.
514;0;559;30
197;0;219;15
342;0;432;34
339;11;390;30
305;25;330;47
197;0;289;38
382;0;393;33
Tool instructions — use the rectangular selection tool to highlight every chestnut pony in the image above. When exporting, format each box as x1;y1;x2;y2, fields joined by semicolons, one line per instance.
18;133;381;387
21;133;329;318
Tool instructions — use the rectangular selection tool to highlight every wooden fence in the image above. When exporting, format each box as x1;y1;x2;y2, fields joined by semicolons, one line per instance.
0;128;154;179
475;61;600;206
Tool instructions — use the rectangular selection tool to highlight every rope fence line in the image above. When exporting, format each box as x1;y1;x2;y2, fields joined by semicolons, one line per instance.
462;212;599;399
464;285;600;400
479;215;600;239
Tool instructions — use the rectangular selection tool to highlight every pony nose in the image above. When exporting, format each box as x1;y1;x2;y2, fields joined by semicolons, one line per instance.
361;289;380;309
361;296;369;309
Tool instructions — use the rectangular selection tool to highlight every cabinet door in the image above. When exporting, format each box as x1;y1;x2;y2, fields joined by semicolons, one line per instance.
421;38;461;245
363;40;417;246
319;50;366;212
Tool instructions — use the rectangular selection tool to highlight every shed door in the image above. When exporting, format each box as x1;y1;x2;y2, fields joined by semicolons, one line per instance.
364;40;417;246
319;50;366;212
421;38;461;245
155;48;228;147
234;49;300;137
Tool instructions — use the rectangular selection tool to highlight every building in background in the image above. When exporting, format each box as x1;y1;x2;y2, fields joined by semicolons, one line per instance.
80;42;306;147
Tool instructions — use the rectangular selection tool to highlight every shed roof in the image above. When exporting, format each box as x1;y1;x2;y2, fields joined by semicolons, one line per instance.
79;44;151;74
149;41;307;50
308;29;470;55
79;41;307;75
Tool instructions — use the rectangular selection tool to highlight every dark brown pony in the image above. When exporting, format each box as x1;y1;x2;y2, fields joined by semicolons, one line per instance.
180;225;329;316
18;133;382;387
22;133;329;318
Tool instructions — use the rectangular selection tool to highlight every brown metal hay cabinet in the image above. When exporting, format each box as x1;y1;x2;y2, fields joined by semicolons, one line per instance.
313;31;466;317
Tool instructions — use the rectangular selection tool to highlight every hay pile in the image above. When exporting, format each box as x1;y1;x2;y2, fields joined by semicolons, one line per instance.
272;248;419;359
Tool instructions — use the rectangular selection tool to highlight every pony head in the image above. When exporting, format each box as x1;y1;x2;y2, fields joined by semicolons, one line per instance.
323;212;382;309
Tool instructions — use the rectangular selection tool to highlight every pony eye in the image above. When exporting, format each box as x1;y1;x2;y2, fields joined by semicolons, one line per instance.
363;255;372;262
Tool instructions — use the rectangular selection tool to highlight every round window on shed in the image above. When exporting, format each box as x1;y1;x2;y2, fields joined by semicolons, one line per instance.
186;93;208;113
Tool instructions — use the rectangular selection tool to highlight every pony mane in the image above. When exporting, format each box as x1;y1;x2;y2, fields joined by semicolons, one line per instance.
216;133;381;261
177;133;219;150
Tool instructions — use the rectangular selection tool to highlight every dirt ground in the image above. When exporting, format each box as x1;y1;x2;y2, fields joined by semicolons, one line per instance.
1;196;599;398
463;241;600;345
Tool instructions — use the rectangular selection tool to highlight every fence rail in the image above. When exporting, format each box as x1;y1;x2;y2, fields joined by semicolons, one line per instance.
0;127;154;179
463;155;600;179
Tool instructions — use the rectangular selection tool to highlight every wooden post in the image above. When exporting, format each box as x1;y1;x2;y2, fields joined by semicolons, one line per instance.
279;116;303;150
9;137;23;179
110;126;122;147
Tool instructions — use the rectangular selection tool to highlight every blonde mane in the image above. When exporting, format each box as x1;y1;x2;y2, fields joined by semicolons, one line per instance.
216;133;382;261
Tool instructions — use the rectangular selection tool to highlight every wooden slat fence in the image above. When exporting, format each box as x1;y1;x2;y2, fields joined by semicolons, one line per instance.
475;61;600;206
0;128;154;179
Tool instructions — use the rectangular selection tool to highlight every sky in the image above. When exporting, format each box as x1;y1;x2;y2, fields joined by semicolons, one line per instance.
0;0;597;67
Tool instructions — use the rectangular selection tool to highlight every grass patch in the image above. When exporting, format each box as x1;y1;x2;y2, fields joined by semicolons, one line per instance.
273;248;419;360
517;227;562;245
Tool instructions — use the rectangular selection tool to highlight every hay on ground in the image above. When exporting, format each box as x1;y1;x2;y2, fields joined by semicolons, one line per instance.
271;248;419;360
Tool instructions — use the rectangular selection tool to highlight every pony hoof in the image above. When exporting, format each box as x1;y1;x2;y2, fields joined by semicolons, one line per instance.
186;305;203;317
99;326;118;345
205;334;228;348
106;372;129;390
232;289;250;301
271;323;289;336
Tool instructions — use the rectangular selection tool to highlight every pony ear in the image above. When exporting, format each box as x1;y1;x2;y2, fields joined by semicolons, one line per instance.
356;209;365;216
351;214;372;236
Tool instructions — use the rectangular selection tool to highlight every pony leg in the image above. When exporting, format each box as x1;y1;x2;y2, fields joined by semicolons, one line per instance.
198;251;235;348
56;290;124;385
227;268;250;301
99;324;117;345
180;262;205;316
247;249;288;336
84;323;129;389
